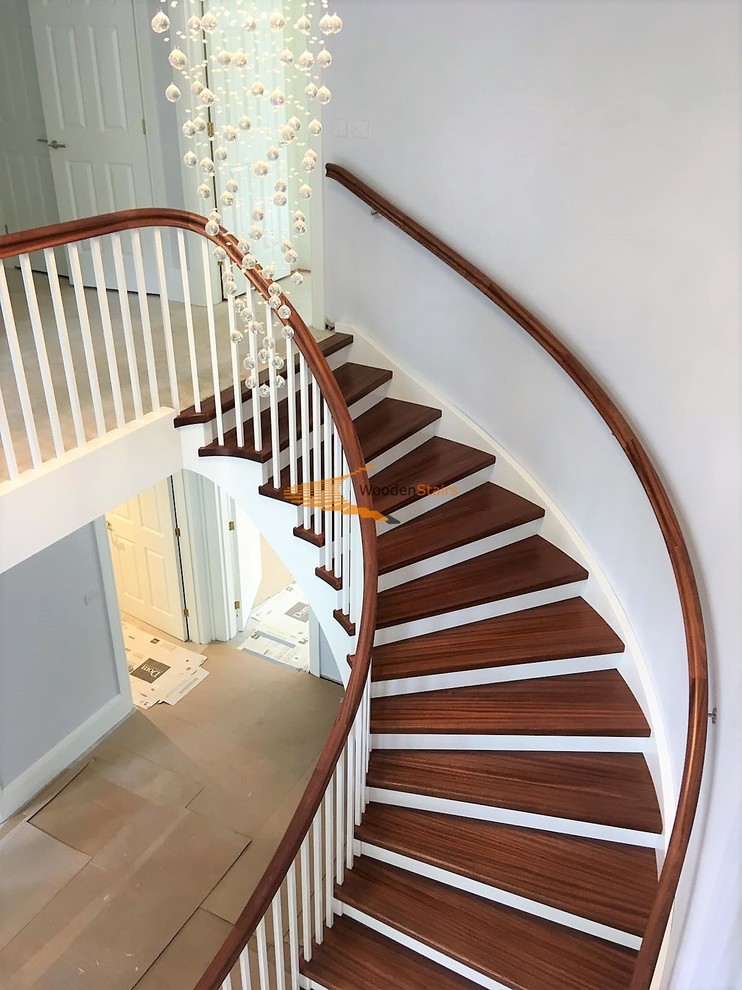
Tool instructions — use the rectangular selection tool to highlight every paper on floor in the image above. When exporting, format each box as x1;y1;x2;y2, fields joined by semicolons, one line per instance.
239;583;310;671
121;621;208;709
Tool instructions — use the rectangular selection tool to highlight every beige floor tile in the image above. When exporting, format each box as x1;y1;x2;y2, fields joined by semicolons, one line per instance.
0;824;90;953
130;909;232;990
91;742;203;807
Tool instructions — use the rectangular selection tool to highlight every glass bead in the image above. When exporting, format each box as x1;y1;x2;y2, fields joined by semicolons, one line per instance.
269;282;282;296
251;160;269;176
259;383;271;398
187;15;201;31
197;183;211;199
279;48;294;65
222;125;238;142
151;11;170;33
269;11;286;31
235;298;246;313
301;155;316;172
190;80;204;96
232;49;247;69
278;126;294;145
269;89;286;107
331;13;343;33
249;225;263;240
237;238;249;253
275;375;286;390
200;12;218;33
275;181;288;194
293;209;306;222
169;48;187;70
308;118;322;136
295;15;311;34
305;83;318;99
266;146;280;161
294;220;307;235
183;151;198;167
283;324;296;338
281;240;293;253
243;355;256;371
226;179;239;193
258;348;269;364
273;192;287;206
199;88;217;107
298;51;315;70
250;321;264;335
230;330;243;343
209;209;221;222
319;13;333;34
220;190;234;206
245;377;257;390
252;207;265;222
201;157;215;174
278;304;291;320
291;271;304;286
213;246;227;261
242;253;256;269
268;296;281;310
224;279;238;295
285;249;298;264
299;183;312;199
182;120;196;138
272;354;285;370
251;82;264;97
317;49;332;68
242;15;257;31
205;219;220;235
305;149;318;161
214;146;228;161
263;263;276;279
238;115;252;131
165;83;181;103
216;49;231;66
288;116;301;132
317;86;332;105
193;115;207;131
263;335;276;350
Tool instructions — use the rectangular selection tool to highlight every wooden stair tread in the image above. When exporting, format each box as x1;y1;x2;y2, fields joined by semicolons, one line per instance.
174;330;353;427
338;858;638;990
377;483;544;575
356;803;658;937
367;750;662;833
201;362;391;461
301;915;482;990
369;437;496;517
372;598;625;682
376;535;588;629
353;397;442;463
370;670;650;737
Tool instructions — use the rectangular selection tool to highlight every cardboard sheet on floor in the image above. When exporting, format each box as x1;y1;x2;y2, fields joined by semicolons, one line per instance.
239;584;311;671
121;622;208;709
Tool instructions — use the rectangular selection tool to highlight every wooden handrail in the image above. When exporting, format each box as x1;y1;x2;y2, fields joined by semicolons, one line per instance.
0;208;378;990
326;162;708;989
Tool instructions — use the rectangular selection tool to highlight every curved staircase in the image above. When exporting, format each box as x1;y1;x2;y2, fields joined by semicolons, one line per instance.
184;332;662;990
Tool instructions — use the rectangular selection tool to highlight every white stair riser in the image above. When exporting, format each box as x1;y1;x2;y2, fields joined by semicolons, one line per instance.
377;517;543;592
357;842;642;950
365;421;440;477
374;465;495;531
370;733;650;753
374;579;588;645
372;653;623;697
368;787;663;848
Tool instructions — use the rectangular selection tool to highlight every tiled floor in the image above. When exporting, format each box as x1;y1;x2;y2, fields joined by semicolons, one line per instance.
0;629;344;990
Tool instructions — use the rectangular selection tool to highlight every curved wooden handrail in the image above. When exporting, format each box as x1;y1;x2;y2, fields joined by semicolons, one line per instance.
326;162;708;989
1;207;378;990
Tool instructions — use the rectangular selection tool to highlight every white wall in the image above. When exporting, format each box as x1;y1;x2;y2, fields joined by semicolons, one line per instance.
322;2;741;987
0;520;130;820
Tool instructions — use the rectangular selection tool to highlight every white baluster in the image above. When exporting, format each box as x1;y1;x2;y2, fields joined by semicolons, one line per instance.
332;423;342;579
271;892;287;990
221;975;232;990
335;756;345;885
66;244;106;437
90;239;125;429
355;693;364;827
312;372;322;537
300;836;312;962
130;230;160;412
239;945;253;990
346;726;356;869
312;808;323;945
0;261;41;467
324;778;334;929
228;295;244;447
176;229;201;413
153;229;180;410
256;918;270;990
110;235;143;421
323;402;333;573
299;355;311;531
341;457;351;617
285;332;298;490
266;306;281;489
248;287;262;452
0;383;18;479
200;239;224;444
286;861;300;989
44;247;86;446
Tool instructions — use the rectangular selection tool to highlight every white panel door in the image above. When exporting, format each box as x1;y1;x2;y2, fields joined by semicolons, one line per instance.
107;478;186;639
28;0;155;287
0;0;60;268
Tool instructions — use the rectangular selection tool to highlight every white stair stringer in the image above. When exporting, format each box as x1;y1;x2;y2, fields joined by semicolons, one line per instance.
355;842;642;950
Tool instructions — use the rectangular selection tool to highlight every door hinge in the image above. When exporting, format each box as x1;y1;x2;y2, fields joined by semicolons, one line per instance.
183;607;189;618
709;706;718;724
3;223;8;236
234;600;241;611
141;117;146;136
228;520;235;531
207;120;215;138
174;527;181;538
